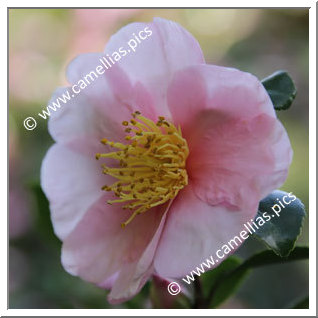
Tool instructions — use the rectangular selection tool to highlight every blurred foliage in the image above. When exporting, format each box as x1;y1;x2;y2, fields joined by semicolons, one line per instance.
9;8;309;309
206;247;308;309
291;296;309;309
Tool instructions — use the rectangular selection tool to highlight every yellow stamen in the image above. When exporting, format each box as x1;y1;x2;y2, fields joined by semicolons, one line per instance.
96;112;189;228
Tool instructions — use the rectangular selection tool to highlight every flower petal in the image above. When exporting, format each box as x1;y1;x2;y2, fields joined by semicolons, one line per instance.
48;54;164;155
167;64;292;211
154;185;255;278
41;144;106;240
107;200;172;303
190;114;291;211
104;17;205;116
48;54;131;146
61;196;170;302
168;64;276;131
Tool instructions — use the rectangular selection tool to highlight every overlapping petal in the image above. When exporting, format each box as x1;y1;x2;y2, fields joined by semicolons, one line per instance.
104;17;205;116
167;65;292;212
154;185;255;277
61;196;170;303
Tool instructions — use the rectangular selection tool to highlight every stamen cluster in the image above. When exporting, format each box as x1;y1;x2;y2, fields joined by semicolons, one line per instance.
96;111;189;227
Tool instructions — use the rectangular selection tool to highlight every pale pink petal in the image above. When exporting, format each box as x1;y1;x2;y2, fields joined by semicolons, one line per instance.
107;200;171;303
104;17;205;116
167;64;292;211
48;55;161;155
98;273;119;289
106;262;153;304
190;114;291;211
46;86;127;147
48;53;130;146
154;185;256;278
168;64;276;135
65;52;108;96
41;144;106;240
61;196;170;302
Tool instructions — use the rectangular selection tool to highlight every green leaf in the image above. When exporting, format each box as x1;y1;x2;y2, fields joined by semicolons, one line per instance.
254;190;306;257
208;247;308;308
261;70;297;110
238;246;308;268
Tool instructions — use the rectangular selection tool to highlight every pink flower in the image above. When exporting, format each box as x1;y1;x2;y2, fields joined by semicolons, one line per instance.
41;18;292;304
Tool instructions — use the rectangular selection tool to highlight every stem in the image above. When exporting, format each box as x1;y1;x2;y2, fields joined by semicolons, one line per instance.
192;278;206;309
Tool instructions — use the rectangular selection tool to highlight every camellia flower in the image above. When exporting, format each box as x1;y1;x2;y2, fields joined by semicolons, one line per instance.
41;18;292;303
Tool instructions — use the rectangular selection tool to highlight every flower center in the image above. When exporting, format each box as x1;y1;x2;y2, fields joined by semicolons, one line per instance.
96;111;189;228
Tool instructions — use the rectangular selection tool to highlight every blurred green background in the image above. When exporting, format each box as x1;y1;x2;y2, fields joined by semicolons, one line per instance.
9;8;309;309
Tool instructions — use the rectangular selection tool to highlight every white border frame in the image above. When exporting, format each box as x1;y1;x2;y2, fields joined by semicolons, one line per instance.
3;1;316;316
